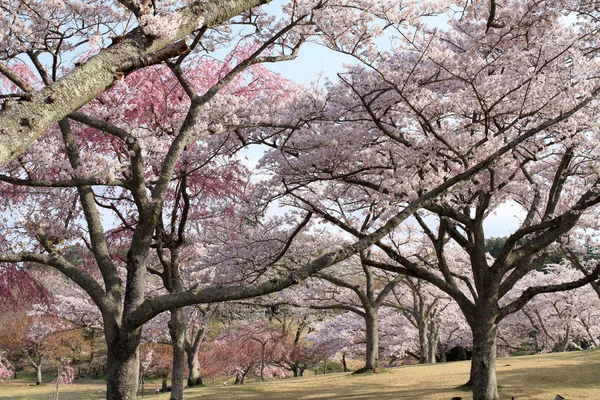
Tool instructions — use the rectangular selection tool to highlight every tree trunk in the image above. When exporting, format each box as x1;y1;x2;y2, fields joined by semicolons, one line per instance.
427;321;439;364
239;370;248;385
437;342;447;363
186;351;203;387
35;363;42;385
418;319;428;363
88;329;96;368
105;330;141;400
355;309;379;373
168;308;186;400
186;326;204;387
260;342;266;381
556;325;571;352
470;316;499;400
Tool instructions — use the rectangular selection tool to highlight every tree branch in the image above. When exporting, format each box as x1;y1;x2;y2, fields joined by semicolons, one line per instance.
499;263;600;319
0;0;272;167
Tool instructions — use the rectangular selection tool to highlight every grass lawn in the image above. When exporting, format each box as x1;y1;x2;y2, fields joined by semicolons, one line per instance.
1;350;599;399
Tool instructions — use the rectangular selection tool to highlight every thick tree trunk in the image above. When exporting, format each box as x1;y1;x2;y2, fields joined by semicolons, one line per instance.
363;311;379;372
470;317;499;400
353;310;379;374
168;308;186;400
186;351;203;387
106;331;141;400
185;309;205;387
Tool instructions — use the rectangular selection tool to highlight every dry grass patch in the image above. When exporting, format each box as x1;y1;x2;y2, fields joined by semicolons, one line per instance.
1;350;600;399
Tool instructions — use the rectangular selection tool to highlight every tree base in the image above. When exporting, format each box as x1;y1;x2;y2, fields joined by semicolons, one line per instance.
458;378;472;389
187;379;203;388
352;367;380;374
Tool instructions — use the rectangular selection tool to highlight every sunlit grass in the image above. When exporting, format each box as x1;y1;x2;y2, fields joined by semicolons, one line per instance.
1;350;599;399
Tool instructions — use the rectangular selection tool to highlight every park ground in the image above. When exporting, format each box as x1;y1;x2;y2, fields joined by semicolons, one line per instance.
1;350;599;399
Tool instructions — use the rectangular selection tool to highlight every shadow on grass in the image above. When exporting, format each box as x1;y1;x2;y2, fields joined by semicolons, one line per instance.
185;385;467;400
497;359;600;390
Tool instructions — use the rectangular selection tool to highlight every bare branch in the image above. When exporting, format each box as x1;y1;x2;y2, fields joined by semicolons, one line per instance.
0;62;32;93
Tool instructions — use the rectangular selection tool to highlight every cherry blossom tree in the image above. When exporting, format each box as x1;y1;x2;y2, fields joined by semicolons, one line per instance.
203;320;284;384
0;354;13;384
5;3;600;400
386;277;468;364
498;264;600;354
52;356;75;400
0;0;437;166
139;342;173;392
0;0;278;165
270;333;327;377
2;311;72;386
288;252;403;372
255;2;600;399
40;270;104;368
0;3;448;399
143;301;216;392
24;317;62;385
309;307;412;368
0;265;48;311
255;304;328;377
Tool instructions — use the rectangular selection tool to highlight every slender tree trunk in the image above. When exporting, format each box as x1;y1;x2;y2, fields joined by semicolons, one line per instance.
35;363;42;385
470;315;499;400
427;321;439;364
240;369;248;384
437;342;447;363
168;308;186;400
418;319;428;363
355;309;379;373
88;329;96;368
260;342;267;381
105;330;141;400
556;325;571;352
341;353;347;372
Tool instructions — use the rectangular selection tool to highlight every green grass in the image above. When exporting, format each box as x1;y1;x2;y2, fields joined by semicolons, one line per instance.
1;350;600;399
